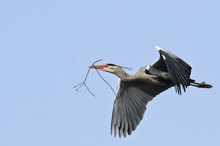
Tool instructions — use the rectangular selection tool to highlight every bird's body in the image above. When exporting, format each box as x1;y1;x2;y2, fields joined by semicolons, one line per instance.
89;46;212;137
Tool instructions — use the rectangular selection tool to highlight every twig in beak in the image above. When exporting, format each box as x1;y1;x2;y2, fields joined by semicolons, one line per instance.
73;59;117;96
73;59;103;96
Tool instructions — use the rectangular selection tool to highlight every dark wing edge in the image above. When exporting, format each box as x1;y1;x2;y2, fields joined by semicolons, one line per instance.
154;46;192;94
110;80;170;137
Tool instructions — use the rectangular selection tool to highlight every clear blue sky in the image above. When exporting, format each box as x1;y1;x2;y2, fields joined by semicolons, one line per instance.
1;0;219;146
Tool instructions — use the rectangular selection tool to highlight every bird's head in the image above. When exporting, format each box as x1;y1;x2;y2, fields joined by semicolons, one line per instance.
89;63;122;74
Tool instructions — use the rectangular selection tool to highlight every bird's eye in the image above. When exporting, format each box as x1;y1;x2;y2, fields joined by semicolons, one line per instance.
107;63;117;67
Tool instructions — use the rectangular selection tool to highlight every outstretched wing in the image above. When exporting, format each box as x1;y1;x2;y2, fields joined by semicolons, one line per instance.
111;80;170;137
152;46;192;94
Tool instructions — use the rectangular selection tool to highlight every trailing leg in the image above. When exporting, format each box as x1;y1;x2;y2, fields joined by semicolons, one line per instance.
190;80;213;88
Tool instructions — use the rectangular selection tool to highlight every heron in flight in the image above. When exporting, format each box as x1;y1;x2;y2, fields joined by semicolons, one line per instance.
89;46;212;137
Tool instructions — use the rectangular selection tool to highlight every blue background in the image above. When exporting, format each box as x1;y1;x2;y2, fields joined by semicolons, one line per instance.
1;0;219;145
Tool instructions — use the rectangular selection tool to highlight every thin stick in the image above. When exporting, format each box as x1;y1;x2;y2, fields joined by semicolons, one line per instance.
95;69;117;95
73;59;103;96
74;59;117;96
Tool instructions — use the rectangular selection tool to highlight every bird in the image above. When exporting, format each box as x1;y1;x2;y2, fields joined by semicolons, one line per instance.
89;46;212;138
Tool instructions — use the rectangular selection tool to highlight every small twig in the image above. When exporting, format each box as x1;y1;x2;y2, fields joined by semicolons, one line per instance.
74;59;117;96
95;69;117;95
73;59;103;96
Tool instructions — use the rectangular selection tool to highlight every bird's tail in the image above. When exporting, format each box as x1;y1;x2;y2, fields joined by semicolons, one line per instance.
190;79;213;88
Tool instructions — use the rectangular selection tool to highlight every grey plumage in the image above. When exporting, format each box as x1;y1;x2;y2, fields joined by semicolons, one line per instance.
89;45;212;137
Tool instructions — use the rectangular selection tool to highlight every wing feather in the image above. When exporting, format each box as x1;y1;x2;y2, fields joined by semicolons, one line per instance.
111;80;169;137
153;46;192;94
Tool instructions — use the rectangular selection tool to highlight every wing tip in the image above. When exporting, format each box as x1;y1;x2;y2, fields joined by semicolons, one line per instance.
155;45;163;51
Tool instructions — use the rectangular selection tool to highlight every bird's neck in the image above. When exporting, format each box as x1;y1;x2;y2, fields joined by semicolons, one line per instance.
114;70;130;81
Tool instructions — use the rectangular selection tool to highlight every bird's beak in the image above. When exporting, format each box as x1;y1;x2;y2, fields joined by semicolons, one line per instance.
89;64;108;70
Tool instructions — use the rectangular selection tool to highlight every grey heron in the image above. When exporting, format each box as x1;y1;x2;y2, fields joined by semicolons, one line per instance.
89;46;212;137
